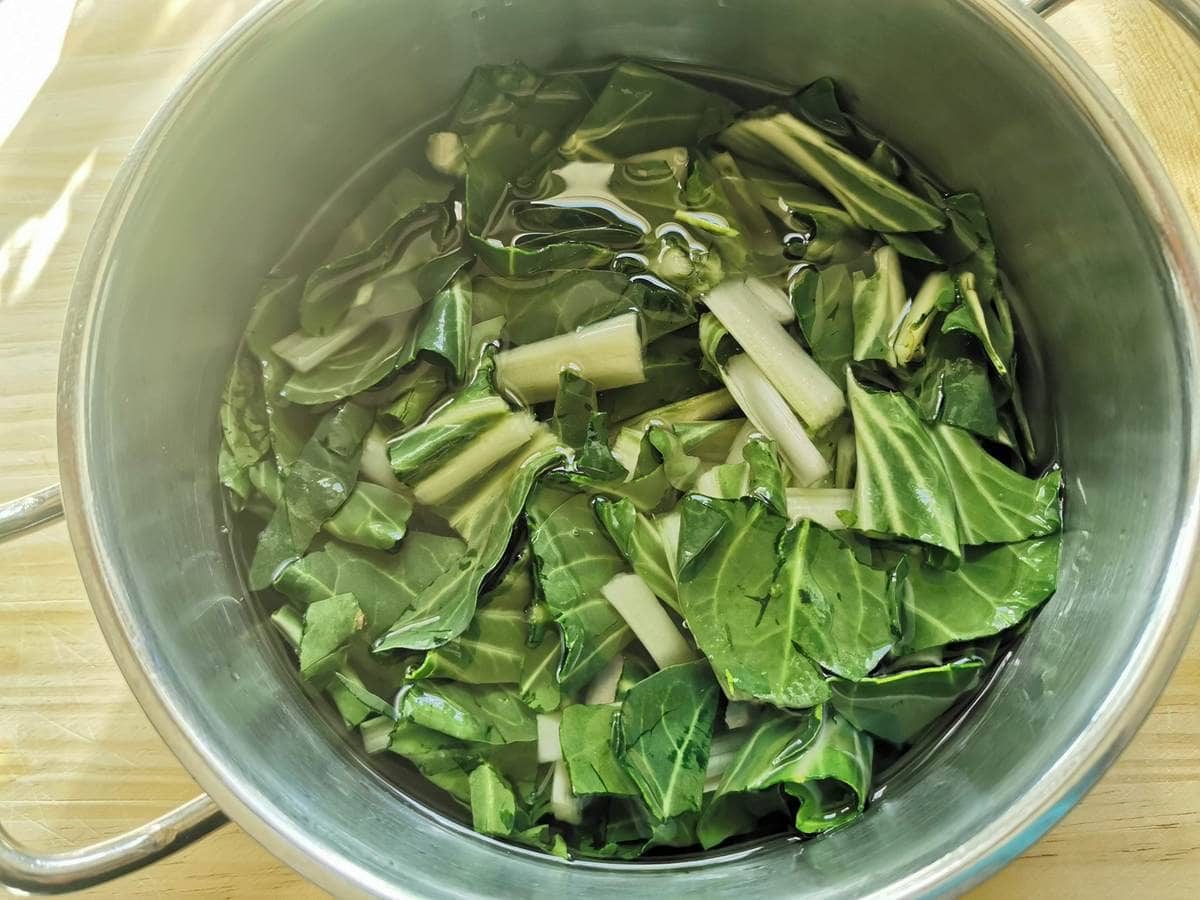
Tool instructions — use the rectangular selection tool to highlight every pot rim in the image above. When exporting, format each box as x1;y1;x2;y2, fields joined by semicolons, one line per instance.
55;1;1200;897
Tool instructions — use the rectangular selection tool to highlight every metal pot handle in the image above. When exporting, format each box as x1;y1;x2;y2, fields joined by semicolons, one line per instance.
0;488;225;894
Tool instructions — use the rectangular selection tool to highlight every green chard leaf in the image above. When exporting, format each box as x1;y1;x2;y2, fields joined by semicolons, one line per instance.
903;332;999;439
699;708;822;848
248;402;374;590
774;520;900;680
618;659;719;820
599;333;718;424
676;495;829;708
299;186;451;335
398;681;538;745
527;484;634;693
562;62;739;161
275;531;467;641
847;374;960;555
374;434;566;652
900;536;1061;652
469;762;518;836
552;370;599;448
405;273;472;380
560;703;640;797
297;593;364;680
720;111;946;233
593;496;679;613
322;482;413;551
219;351;271;470
386;355;510;482
791;264;854;389
407;551;534;684
829;655;984;745
929;423;1061;544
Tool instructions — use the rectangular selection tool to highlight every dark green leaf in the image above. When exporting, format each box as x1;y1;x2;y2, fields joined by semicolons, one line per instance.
560;704;640;797
300;195;450;335
527;485;633;693
618;659;719;820
791;264;854;388
406;274;472;380
676;495;829;708
249;402;374;590
829;656;984;744
699;709;822;848
562;62;738;161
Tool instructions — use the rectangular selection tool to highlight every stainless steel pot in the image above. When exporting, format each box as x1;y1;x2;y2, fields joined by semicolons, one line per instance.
2;0;1199;896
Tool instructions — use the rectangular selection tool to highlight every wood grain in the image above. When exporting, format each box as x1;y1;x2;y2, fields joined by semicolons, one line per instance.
0;1;1197;897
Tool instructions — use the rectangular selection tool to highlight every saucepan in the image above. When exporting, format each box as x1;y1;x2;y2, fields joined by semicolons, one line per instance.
2;0;1199;896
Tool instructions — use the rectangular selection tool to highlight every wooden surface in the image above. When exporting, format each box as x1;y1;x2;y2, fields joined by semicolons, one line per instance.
0;1;1197;896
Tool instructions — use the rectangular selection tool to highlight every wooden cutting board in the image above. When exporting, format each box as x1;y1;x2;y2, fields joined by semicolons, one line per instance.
1;1;1197;896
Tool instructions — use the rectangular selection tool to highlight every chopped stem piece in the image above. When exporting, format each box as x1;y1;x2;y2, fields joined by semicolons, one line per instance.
537;712;563;763
724;354;831;486
601;573;696;669
412;411;539;506
496;313;646;404
785;488;854;530
706;279;845;430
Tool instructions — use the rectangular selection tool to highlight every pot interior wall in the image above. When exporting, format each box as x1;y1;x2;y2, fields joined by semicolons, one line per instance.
72;1;1196;896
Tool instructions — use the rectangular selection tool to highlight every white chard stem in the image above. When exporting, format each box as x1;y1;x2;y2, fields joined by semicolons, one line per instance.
705;279;845;430
601;573;696;670
724;355;831;486
496;313;645;404
412;412;538;506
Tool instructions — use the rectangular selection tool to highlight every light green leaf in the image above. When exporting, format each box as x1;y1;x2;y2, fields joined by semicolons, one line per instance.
275;532;467;641
847;375;960;554
323;482;413;550
398;681;537;745
469;762;518;836
929;423;1061;544
774;520;898;680
901;536;1061;652
298;593;363;680
720;111;945;233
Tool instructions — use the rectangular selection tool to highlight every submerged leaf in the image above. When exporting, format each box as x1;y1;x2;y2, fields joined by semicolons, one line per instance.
527;485;633;693
847;375;959;554
900;536;1061;652
618;660;719;820
562;62;738;161
676;495;829;708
